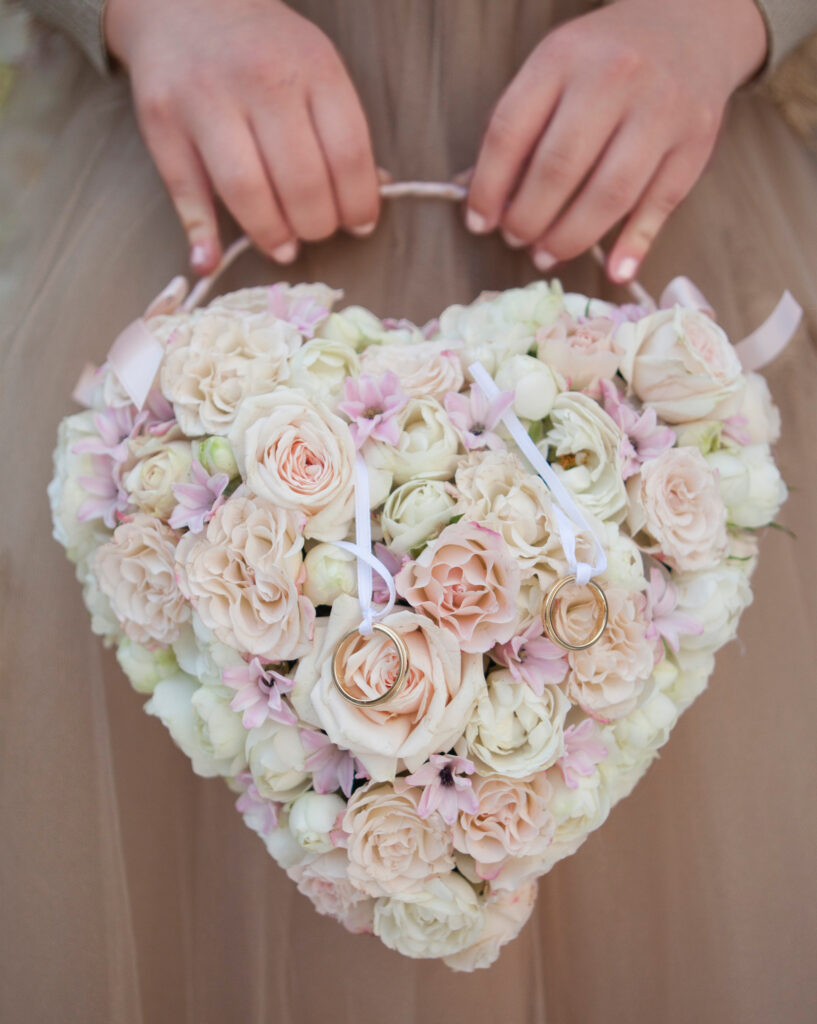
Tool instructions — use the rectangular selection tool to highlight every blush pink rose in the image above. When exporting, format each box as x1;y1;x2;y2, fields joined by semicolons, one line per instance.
536;312;620;392
395;521;521;653
287;850;375;934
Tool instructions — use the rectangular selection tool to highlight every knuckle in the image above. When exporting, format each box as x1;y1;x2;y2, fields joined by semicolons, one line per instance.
596;172;637;212
485;108;524;152
605;45;644;81
652;185;686;216
537;145;580;187
138;87;176;126
220;169;264;204
693;103;720;139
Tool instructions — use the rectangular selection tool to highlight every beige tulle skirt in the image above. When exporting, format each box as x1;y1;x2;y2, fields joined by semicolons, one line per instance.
2;2;816;1021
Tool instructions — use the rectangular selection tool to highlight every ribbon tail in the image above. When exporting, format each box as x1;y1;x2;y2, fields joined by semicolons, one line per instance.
659;275;714;316
106;318;165;410
735;290;802;372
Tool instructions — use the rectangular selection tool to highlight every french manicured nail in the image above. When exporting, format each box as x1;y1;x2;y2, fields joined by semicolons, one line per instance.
466;208;489;234
189;243;211;272
614;256;638;282
271;240;298;264
533;250;557;272
502;230;526;249
350;221;377;237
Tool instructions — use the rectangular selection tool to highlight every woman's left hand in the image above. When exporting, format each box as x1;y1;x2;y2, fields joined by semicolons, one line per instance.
466;0;768;282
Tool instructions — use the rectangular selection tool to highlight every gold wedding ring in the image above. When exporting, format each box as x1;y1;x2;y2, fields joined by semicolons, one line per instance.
543;574;609;652
331;623;410;708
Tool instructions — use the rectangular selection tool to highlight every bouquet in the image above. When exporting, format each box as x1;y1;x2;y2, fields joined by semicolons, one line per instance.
50;268;791;971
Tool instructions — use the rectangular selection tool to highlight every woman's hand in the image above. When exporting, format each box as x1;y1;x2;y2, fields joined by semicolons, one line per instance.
105;0;381;274
466;0;768;282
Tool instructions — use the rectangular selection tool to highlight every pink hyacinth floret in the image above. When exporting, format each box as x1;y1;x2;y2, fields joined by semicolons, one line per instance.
492;622;569;695
268;283;329;338
722;414;752;446
169;459;229;533
599;378;675;479
644;566;703;653
222;657;297;729
235;772;281;836
403;753;479;825
338;372;408;449
444;384;514;451
558;720;608;789
300;729;369;799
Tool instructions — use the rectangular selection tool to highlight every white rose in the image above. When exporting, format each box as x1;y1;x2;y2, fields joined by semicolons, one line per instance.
673;564;753;653
540;392;628;523
706;443;787;528
190;683;248;774
443;881;538;972
302;543;357;606
123;438;193;519
380;479;457;555
617;306;744;423
721;371;781;445
599;684;679;803
365;397;460;486
359;340;464;402
245;720;311;802
288;337;360;407
668;648;716;710
48;411;111;564
600;522;648;591
145;674;245;777
531;767;611;873
116;637;179;694
228;388;355;542
317;306;424;350
288;791;347;854
494;354;561;420
78;562;123;645
456;668;570;778
172;612;245;686
373;874;486;959
262;808;316;870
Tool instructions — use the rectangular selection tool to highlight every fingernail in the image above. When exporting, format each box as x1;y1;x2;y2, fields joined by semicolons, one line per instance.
502;230;526;249
190;244;211;273
613;256;638;282
350;221;376;237
533;250;557;272
271;240;298;264
466;208;489;234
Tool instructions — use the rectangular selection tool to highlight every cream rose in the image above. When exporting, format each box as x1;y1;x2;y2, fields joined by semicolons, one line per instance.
160;309;302;435
672;563;753;653
720;371;781;445
291;595;482;781
123;437;193;519
540;392;628;523
228;389;355;542
600;684;679;803
116;637;179;694
302;543;357;606
245;720;311;803
360;340;464;401
288;337;360;407
373;874;486;959
317;305;424;350
342;780;454;897
536;312;620;392
175;492;314;661
443;881;538;972
563;586;654;721
456;668;570;778
494;354;561;421
617;306;744;423
633;446;728;572
94;513;190;646
365;396;460;486
539;767;611;871
287;850;375;934
381;478;457;556
706;443;787;528
395;521;521;653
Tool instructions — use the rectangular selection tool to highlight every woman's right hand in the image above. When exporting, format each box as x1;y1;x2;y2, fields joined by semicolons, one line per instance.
105;0;381;274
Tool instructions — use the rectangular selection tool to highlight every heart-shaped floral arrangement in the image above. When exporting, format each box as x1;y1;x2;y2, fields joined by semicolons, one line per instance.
50;274;787;971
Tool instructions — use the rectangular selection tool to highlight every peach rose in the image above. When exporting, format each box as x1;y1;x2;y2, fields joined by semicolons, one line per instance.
395;521;521;653
360;340;464;401
175;492;314;660
291;595;482;781
227;389;355;542
443;881;538;972
536;312;620;392
633;447;728;572
342;780;455;897
452;772;555;878
287;850;375;934
616;306;743;423
94;513;190;645
561;585;654;721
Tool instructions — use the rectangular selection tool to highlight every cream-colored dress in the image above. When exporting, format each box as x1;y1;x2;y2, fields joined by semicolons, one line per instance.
2;3;817;1022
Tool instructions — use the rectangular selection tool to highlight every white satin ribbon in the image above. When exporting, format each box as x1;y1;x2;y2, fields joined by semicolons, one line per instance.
469;361;607;586
333;454;397;635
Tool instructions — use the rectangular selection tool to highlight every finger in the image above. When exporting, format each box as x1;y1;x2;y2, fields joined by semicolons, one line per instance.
529;117;668;272
466;53;562;234
605;140;714;282
139;114;221;275
500;82;626;249
193;114;298;264
310;75;380;235
253;107;340;242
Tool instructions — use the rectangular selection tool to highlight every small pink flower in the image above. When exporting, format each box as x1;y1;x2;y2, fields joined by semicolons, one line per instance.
444;384;514;451
492;622;569;695
599;379;675;479
644;566;703;653
337;372;408;449
222;657;297;729
722;414;752;446
169;459;229;533
558;720;608;789
370;541;408;607
300;729;369;799
268;283;329;338
77;455;129;527
235;771;281;836
403;753;479;825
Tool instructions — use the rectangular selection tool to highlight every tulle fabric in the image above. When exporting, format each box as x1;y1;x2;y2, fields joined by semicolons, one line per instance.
1;2;816;1022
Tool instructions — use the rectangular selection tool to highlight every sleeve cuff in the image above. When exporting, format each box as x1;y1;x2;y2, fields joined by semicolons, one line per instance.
751;0;817;80
23;0;111;75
